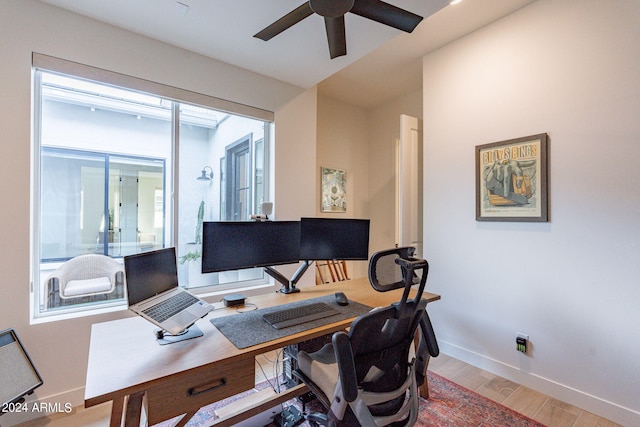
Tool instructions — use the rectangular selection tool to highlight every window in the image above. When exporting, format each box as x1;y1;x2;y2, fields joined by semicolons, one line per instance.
32;56;274;319
40;148;166;260
176;105;269;289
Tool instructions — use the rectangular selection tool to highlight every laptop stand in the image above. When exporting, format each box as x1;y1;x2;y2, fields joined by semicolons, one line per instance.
154;324;203;346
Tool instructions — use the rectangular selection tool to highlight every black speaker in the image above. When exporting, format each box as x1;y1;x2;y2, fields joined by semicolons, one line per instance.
0;329;43;413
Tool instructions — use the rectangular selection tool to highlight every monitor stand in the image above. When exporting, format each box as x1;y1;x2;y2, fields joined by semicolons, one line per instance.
154;324;203;345
264;260;312;294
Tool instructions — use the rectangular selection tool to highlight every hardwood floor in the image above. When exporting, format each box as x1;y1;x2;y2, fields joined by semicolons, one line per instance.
17;351;620;427
427;353;621;427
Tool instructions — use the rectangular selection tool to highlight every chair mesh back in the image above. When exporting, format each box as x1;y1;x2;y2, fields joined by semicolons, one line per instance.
374;253;404;288
368;247;416;292
348;301;426;416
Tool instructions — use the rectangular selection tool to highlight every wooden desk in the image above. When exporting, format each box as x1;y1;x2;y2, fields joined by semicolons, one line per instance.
84;277;440;427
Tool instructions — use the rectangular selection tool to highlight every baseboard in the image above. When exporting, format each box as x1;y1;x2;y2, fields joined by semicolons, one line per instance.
438;341;639;427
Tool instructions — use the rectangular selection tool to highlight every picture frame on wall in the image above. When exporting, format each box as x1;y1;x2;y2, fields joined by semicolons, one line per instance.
476;133;548;222
321;167;347;213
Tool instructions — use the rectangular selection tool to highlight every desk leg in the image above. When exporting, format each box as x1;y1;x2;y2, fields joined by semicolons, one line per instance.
413;331;430;399
124;391;145;427
173;410;198;427
110;397;124;427
419;377;429;399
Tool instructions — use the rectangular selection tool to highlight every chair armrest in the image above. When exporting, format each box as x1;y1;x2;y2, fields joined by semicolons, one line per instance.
414;309;439;385
420;310;439;358
332;332;358;402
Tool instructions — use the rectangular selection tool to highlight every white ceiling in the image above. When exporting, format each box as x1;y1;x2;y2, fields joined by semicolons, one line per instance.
321;0;537;107
39;0;536;108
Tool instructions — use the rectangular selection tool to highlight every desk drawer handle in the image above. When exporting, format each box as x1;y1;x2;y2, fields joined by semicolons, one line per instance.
187;378;227;397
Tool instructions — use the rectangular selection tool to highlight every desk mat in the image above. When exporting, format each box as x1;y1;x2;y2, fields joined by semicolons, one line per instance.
210;294;372;349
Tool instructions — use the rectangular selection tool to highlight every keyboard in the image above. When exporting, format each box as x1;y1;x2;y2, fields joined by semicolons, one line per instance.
143;292;199;323
263;302;339;330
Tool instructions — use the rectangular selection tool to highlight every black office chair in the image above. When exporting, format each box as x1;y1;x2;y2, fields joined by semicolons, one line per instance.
293;247;439;426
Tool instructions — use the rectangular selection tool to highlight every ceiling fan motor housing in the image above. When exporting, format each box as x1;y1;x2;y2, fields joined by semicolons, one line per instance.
309;0;355;18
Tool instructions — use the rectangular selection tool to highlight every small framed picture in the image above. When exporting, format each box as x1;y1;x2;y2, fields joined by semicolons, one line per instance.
476;133;548;222
321;167;346;213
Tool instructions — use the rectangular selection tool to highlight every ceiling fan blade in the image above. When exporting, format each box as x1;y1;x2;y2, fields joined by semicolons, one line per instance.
254;3;314;41
350;0;423;33
325;16;347;59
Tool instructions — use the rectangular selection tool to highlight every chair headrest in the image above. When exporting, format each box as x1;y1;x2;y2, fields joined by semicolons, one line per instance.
368;246;430;318
368;247;425;292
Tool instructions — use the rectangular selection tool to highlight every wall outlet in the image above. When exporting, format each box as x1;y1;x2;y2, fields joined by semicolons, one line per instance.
516;333;529;353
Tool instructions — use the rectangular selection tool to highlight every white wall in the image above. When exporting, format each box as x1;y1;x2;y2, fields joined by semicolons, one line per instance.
270;87;319;288
311;89;424;287
367;90;422;253
316;95;371;278
422;0;640;424
316;95;370;218
0;0;315;423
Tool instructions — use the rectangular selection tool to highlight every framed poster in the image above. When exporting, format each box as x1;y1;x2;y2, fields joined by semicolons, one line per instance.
476;133;548;222
321;167;346;213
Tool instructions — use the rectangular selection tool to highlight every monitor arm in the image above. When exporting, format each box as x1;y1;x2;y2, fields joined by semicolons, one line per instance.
264;260;313;294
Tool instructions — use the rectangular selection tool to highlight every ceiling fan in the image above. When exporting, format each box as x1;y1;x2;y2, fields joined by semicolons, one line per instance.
254;0;424;59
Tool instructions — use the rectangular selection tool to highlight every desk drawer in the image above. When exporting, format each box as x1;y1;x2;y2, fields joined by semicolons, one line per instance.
146;356;255;425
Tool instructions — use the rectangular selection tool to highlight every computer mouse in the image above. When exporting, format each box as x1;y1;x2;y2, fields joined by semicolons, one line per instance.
335;292;349;306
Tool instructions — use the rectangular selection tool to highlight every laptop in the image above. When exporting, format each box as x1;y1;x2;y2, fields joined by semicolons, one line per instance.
124;247;213;336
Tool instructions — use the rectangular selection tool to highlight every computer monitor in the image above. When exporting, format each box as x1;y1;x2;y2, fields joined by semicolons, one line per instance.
299;218;370;260
201;221;301;273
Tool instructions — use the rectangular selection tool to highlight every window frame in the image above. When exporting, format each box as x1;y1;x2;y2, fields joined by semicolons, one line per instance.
31;54;275;321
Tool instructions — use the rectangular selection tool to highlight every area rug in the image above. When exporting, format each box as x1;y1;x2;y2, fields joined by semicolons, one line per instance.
417;371;545;427
153;371;546;427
